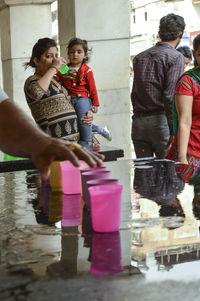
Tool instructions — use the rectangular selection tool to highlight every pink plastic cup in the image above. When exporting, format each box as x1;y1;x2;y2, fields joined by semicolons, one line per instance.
80;166;106;175
85;178;119;210
87;178;119;187
90;231;123;275
60;161;81;194
81;170;111;208
89;184;123;232
61;194;82;227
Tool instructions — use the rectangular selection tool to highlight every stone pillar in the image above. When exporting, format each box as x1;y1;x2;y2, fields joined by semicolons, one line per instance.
0;0;54;112
58;0;131;158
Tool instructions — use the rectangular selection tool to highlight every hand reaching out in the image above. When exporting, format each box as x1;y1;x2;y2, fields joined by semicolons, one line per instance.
31;137;104;181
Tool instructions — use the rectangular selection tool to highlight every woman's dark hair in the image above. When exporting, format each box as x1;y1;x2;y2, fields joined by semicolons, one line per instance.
193;34;200;67
176;46;192;60
158;13;185;41
67;37;91;63
24;37;57;69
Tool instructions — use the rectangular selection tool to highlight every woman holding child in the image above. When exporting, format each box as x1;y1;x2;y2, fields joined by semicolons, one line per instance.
24;38;93;145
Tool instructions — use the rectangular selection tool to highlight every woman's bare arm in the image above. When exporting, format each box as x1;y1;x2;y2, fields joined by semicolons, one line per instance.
37;57;66;91
176;94;193;163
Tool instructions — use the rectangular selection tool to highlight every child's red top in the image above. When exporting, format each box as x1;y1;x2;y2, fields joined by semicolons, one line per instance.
57;63;99;106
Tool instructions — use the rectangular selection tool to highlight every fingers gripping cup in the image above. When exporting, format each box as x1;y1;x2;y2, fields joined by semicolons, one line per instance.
89;184;123;232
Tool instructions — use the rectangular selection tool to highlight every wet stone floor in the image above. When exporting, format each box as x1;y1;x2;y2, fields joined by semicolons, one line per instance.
1;159;200;301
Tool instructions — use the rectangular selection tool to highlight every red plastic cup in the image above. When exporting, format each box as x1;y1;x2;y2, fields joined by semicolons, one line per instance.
89;184;123;232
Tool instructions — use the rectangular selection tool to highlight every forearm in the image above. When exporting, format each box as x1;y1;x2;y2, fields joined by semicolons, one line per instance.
37;67;56;91
0;100;48;157
177;122;191;162
175;93;193;163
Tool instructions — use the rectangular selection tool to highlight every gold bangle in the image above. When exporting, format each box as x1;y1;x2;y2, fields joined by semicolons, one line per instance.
68;142;82;151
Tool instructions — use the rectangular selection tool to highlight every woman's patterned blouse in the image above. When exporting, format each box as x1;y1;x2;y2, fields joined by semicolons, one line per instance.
24;74;79;141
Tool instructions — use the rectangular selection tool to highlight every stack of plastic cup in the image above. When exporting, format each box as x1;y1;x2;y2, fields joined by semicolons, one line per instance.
87;178;119;188
81;170;111;208
80;166;106;175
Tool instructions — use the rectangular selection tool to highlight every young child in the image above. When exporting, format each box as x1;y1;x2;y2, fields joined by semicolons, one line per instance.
176;46;192;71
57;37;111;150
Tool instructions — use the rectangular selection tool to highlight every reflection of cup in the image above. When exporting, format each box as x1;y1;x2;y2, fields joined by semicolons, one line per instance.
49;191;63;222
82;204;93;249
60;161;81;194
46;226;79;278
81;170;111;208
61;194;81;227
89;184;123;232
90;231;123;275
40;179;52;215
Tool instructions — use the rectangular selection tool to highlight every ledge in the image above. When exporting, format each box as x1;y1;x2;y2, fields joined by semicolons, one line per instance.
0;145;124;173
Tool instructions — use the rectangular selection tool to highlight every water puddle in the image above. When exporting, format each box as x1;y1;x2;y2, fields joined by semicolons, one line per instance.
131;158;200;282
0;159;200;282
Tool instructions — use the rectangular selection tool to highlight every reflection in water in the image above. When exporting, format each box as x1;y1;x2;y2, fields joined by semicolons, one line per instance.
38;182;124;278
62;194;81;227
81;204;123;275
46;226;79;278
193;184;200;219
90;231;123;275
82;204;93;250
3;159;200;283
132;158;200;280
134;159;185;207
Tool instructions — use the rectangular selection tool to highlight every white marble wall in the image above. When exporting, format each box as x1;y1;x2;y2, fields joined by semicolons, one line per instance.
0;1;53;113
